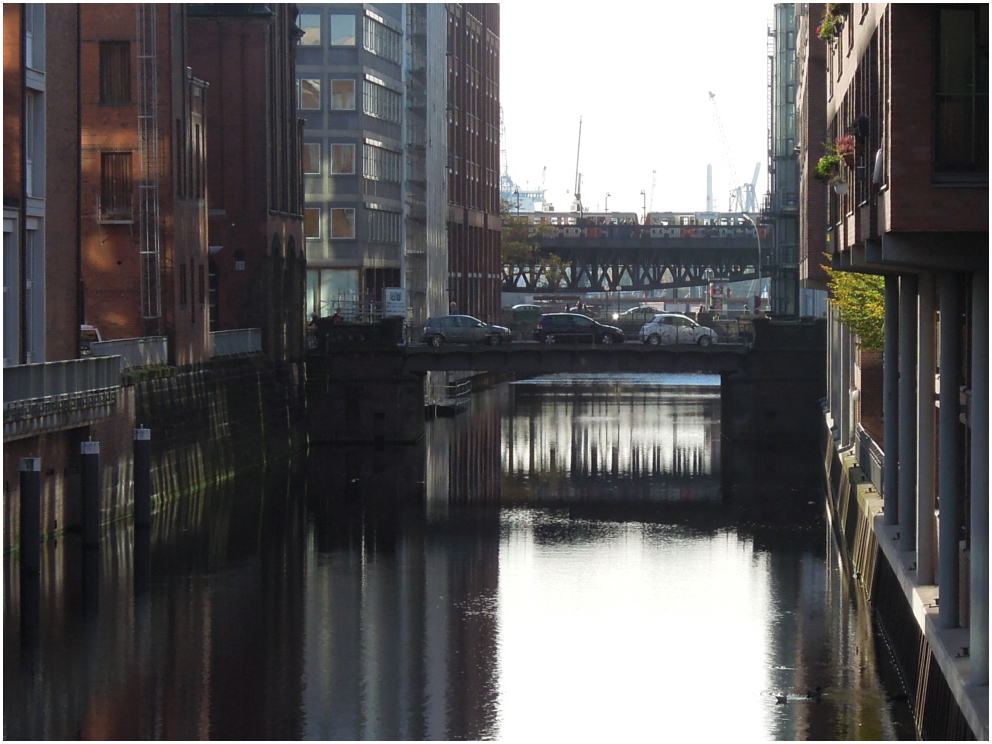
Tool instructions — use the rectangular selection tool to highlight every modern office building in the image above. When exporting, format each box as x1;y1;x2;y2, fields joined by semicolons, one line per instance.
804;3;988;738
297;3;500;328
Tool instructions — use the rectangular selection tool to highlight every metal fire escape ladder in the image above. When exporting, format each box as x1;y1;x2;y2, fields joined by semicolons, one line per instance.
136;3;162;319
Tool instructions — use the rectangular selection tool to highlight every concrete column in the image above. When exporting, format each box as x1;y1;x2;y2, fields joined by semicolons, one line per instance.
915;272;935;584
883;274;899;524
938;272;961;628
898;274;918;550
970;272;988;686
133;428;152;529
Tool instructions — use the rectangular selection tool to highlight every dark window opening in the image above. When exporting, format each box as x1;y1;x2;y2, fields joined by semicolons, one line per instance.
100;41;131;104
100;152;133;216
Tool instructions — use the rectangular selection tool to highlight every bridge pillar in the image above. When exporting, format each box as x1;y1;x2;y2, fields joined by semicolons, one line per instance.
720;319;826;447
306;354;425;445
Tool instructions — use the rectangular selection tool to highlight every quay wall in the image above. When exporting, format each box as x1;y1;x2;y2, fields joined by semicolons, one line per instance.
821;415;984;740
4;358;307;552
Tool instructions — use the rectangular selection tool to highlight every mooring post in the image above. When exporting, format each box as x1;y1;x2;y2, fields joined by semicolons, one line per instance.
134;427;151;529
81;440;101;548
19;457;41;576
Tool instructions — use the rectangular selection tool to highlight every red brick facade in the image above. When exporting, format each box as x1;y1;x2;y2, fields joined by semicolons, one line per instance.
446;4;501;323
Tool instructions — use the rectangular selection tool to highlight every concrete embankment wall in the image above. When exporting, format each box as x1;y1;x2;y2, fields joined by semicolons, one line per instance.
821;417;983;740
4;358;307;551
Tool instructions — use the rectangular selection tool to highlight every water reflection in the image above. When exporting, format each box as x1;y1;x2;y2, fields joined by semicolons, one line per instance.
3;375;913;740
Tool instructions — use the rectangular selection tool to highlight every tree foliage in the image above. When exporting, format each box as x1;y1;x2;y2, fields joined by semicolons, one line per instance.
500;198;568;289
822;261;885;349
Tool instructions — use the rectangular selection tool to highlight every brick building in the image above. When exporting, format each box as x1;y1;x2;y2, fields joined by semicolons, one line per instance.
446;4;501;322
78;4;209;366
806;4;988;738
187;4;306;360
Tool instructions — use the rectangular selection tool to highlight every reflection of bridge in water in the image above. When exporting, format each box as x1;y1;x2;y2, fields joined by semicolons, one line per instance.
503;212;772;294
502;377;722;508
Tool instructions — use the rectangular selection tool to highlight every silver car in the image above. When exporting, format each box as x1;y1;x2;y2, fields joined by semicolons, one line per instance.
421;315;512;347
639;313;718;346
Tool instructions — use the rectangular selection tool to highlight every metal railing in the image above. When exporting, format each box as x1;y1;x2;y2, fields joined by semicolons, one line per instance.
91;335;167;370
210;328;262;358
4;356;122;405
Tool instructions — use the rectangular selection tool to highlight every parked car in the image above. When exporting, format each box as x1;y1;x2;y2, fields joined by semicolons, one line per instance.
510;304;542;324
611;305;665;322
421;315;512;347
532;313;626;344
639;313;718;346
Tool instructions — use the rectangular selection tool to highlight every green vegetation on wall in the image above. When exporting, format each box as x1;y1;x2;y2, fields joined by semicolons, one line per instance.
823;261;885;350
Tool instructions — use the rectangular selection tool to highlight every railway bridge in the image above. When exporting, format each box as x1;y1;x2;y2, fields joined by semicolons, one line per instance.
502;220;772;294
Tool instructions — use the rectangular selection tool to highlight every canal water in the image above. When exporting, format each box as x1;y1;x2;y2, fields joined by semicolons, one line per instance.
4;374;915;740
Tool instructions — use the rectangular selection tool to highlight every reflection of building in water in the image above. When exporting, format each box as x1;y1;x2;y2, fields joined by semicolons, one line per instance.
504;377;721;503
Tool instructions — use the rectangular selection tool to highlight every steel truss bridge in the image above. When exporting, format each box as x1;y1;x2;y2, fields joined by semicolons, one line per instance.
502;227;770;294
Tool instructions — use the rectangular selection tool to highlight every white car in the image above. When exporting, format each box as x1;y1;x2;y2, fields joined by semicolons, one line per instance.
639;313;718;346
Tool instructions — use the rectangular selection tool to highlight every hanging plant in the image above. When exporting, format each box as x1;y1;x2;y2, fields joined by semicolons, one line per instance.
814;153;843;182
835;134;856;167
827;3;852;16
818;8;844;41
822;261;885;350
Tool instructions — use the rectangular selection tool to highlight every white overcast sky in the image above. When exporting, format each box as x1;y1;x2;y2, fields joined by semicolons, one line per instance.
498;3;778;216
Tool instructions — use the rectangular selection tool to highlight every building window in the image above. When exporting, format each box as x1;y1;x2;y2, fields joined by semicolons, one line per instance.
100;41;131;104
303;143;321;174
304;208;321;239
330;79;356;110
363;142;401;183
329;15;356;46
366;209;401;244
362;78;401;123
330;144;355;174
330;208;356;239
100;152;133;217
364;15;401;64
298;13;320;46
299;78;320;110
935;5;989;173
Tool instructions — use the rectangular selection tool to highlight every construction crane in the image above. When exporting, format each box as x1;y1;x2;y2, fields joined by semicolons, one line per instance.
571;117;583;215
708;91;760;213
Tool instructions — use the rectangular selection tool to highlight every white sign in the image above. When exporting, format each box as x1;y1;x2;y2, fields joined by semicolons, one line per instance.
383;287;406;317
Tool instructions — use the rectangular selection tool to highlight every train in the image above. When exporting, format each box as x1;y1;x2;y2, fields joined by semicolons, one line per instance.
514;210;770;240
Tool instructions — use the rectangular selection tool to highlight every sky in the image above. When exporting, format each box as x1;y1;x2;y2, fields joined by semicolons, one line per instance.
498;3;778;217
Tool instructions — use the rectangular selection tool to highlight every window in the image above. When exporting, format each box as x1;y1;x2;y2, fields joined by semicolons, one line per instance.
101;152;133;217
330;208;356;239
363;78;401;123
304;208;321;239
303;143;321;174
363;141;401;182
298;13;320;45
330;144;355;174
935;5;989;173
25;91;36;196
329;14;356;46
364;15;401;64
330;79;356;110
100;41;131;104
299;78;320;110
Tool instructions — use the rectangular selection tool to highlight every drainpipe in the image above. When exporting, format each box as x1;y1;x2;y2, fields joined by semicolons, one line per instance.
969;272;988;685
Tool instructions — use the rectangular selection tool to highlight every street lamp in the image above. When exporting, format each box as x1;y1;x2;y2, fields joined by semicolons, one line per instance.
743;212;762;313
605;192;611;211
514;189;520;215
639;190;646;223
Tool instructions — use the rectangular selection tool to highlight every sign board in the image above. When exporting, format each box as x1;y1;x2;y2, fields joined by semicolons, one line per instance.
383;287;406;317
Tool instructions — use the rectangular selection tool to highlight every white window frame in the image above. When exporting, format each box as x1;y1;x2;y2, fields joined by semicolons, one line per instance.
330;79;356;111
298;78;321;111
330;144;355;175
298;13;321;46
329;14;356;46
303;143;321;175
304;207;321;240
330;208;356;240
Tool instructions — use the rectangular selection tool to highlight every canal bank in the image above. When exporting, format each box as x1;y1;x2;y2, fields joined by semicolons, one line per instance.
822;411;987;740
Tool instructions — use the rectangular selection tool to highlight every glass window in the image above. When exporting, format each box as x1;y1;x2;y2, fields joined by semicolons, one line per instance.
329;14;356;46
330;144;355;174
101;152;133;216
100;41;131;104
935;5;989;172
303;143;321;174
298;13;320;45
304;208;320;239
330;79;356;110
331;208;356;239
299;79;320;110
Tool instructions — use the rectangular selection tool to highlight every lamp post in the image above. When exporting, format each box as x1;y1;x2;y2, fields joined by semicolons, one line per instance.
639;190;646;223
605;192;610;211
743;212;762;314
514;189;520;216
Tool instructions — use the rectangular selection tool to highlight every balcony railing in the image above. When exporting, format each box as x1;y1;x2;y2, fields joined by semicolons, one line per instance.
3;356;122;440
210;328;262;358
90;336;167;370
